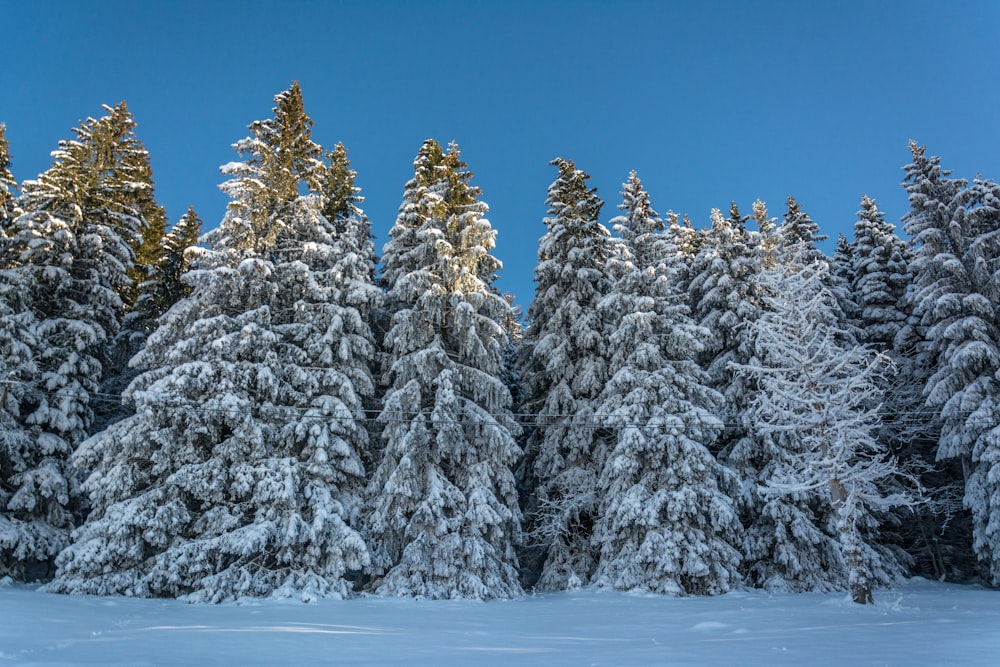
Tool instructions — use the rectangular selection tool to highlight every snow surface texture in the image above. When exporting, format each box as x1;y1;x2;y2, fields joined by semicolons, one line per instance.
0;578;996;665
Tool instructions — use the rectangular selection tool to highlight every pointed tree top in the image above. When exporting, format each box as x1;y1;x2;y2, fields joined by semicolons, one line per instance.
779;195;825;248
727;200;749;230
245;80;324;198
546;157;603;224
0;123;18;212
322;142;363;223
752;198;774;234
857;194;885;225
412;138;446;186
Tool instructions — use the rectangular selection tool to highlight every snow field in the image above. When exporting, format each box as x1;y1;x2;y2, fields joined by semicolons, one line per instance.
1;578;997;666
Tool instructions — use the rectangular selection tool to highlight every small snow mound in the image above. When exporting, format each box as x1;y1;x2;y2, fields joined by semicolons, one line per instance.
691;621;729;631
0;576;12;588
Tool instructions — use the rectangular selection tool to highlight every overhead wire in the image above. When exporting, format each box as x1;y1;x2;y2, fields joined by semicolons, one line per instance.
1;377;993;431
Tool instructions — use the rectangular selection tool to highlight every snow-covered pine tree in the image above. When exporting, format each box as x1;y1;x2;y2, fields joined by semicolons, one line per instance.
0;265;61;580
831;234;854;287
315;141;381;476
496;292;525;433
663;211;700;295
611;172;665;260
373;139;449;368
128;206;204;343
687;204;763;458
517;158;613;590
0;105;152;580
101;206;204;427
750;198;778;269
733;243;910;603
776;195;856;329
48;83;373;601
0;123;19;235
776;196;826;263
903;142;1000;583
105;105;167;313
849;195;913;353
366;140;521;599
839;194;942;576
322;144;366;234
831;234;862;331
592;173;743;595
11;104;146;399
379;140;446;292
318;142;380;355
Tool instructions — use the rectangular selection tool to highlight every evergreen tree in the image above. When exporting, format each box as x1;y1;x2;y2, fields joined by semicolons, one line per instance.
664;211;700;294
0;123;19;235
316;142;381;476
220;81;325;259
776;196;853;329
518;158;613;590
687;206;762;455
0;105;150;578
321;144;364;229
49;84;373;601
831;234;854;287
776;196;826;264
850;195;912;353
734;245;910;602
839;194;941;575
903;142;1000;583
0;271;66;580
318;142;380;344
379;140;447;295
132;206;204;337
101;207;204;427
611;172;664;255
367;140;522;599
498;292;525;413
110;104;167;312
751;198;779;269
592;174;742;594
830;234;861;330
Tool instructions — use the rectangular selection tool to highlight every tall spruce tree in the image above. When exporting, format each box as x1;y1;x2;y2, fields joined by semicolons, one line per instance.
0;105;150;579
849;196;913;352
0;123;19;235
687;205;763;458
841;194;944;575
831;234;862;332
316;142;381;478
518;158;613;590
592;173;743;594
0;264;54;580
318;142;380;351
129;206;204;339
101;207;204;427
109;104;167;312
367;140;522;599
903;142;1000;583
777;196;826;264
831;234;854;288
49;83;373;601
663;211;700;294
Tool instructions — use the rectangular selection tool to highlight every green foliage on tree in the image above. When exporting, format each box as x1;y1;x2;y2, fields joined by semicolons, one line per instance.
0;123;20;234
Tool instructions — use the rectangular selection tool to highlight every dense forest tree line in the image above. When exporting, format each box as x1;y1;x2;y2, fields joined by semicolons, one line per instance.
1;84;998;604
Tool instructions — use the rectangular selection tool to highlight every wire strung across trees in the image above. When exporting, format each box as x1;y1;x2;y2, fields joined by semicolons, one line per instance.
0;377;968;431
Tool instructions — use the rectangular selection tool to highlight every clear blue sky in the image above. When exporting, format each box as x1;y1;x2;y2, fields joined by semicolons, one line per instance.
3;0;998;305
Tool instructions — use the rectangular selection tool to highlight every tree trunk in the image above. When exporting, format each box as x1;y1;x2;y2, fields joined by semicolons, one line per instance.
831;477;874;605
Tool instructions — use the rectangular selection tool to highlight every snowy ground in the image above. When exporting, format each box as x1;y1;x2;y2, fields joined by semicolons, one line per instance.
1;578;996;666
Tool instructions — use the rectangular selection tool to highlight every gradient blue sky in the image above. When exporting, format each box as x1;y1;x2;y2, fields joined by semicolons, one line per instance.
3;0;998;305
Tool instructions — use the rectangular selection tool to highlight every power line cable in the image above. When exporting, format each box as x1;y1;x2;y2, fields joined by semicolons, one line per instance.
1;377;991;431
